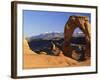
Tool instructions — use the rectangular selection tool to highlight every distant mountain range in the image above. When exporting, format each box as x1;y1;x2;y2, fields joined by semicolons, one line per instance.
27;32;64;41
26;31;85;42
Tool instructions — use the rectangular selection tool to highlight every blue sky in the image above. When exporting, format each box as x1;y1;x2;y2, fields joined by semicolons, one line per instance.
23;10;91;37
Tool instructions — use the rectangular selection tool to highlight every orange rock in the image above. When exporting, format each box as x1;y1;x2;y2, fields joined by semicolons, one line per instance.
23;39;79;69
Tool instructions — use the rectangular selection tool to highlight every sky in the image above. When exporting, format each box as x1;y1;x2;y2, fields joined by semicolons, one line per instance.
23;10;91;37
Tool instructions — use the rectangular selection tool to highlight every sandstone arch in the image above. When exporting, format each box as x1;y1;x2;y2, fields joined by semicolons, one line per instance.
63;15;91;59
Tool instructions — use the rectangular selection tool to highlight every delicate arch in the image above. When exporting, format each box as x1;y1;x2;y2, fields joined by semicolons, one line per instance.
63;15;91;59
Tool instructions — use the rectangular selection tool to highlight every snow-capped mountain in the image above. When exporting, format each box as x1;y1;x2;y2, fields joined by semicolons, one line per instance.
28;32;64;41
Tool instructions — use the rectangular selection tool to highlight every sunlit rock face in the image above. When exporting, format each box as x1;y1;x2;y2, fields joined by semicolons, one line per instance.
63;16;91;60
24;39;37;54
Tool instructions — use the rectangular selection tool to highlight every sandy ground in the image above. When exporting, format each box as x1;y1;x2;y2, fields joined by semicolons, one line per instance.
23;39;90;69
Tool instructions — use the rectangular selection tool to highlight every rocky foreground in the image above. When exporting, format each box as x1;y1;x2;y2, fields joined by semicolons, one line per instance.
23;39;90;69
